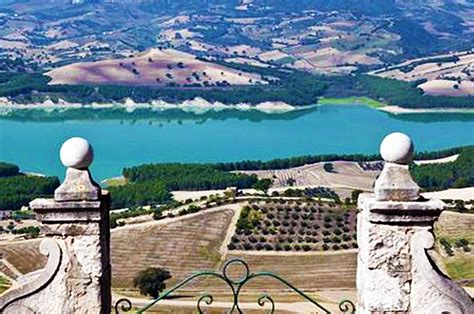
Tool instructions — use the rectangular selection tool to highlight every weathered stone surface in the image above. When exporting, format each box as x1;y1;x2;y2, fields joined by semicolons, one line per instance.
55;168;100;201
358;133;472;313
41;222;101;236
374;163;420;201
1;137;111;313
357;193;473;313
359;193;444;223
410;231;474;314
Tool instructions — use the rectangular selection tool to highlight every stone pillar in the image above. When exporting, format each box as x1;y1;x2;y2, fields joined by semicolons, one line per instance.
356;132;473;313
0;137;111;313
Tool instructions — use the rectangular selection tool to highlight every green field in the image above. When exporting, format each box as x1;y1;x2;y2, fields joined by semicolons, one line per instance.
0;275;11;294
317;96;386;108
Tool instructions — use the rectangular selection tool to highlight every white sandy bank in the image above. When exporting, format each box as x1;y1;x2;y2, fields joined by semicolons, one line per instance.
0;96;309;115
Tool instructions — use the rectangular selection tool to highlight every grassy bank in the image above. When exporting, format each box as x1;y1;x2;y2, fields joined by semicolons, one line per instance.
317;96;386;108
0;276;11;294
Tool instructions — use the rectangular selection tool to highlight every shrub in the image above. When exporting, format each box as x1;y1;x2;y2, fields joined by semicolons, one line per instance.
454;238;469;248
134;267;172;299
264;244;273;251
323;163;335;173
439;238;453;256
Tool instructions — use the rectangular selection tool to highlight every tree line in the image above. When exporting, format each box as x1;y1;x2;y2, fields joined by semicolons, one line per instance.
411;147;474;191
123;163;258;190
213;146;469;171
104;163;258;209
2;66;473;109
0;162;20;177
0;174;60;210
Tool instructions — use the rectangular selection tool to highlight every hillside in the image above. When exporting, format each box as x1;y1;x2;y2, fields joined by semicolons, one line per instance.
46;49;267;87
372;51;474;97
1;0;473;73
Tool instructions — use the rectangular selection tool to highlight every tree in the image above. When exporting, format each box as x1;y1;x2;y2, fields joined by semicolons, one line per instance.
133;267;172;299
252;178;273;194
323;163;335;173
351;189;363;204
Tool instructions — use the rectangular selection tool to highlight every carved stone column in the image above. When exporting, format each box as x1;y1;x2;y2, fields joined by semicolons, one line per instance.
356;132;473;313
0;137;111;314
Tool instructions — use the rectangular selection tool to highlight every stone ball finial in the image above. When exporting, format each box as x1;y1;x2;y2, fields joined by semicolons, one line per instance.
380;132;414;164
59;137;94;169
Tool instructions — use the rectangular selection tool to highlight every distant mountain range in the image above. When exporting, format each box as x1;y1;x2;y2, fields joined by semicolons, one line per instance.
0;0;472;75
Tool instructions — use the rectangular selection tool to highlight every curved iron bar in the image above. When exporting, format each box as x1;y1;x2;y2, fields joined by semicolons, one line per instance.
339;299;356;313
233;272;330;314
257;294;275;313
114;258;355;314
136;271;231;313
197;294;214;313
115;298;132;313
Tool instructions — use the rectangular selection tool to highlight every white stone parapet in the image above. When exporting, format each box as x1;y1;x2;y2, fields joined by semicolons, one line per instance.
357;132;473;313
0;137;111;314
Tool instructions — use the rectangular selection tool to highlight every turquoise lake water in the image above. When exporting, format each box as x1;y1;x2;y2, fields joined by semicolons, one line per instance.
1;105;473;181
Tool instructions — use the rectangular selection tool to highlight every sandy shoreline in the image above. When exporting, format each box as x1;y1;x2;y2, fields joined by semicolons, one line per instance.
378;105;474;114
1;96;472;115
0;97;315;115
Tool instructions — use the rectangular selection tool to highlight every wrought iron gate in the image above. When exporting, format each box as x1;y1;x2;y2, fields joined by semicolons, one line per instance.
114;258;355;313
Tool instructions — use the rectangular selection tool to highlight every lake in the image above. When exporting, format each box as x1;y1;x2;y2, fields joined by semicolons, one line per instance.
1;105;473;181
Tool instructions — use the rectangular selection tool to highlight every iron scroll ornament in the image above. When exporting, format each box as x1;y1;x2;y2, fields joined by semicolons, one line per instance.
115;258;356;313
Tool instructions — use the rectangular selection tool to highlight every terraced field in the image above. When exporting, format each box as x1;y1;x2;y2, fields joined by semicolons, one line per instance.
436;211;474;243
0;239;45;275
435;211;474;283
0;205;471;302
240;161;378;191
225;251;357;291
111;207;236;288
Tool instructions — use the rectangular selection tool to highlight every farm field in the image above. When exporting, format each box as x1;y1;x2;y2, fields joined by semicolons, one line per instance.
229;200;357;252
0;203;471;295
372;51;474;97
239;161;379;192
